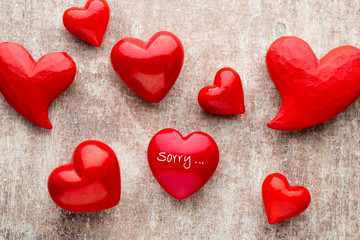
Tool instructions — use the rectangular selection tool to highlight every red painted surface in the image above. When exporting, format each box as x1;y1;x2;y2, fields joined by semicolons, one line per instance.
147;128;219;200
262;173;311;225
111;31;184;103
266;36;360;130
198;67;245;115
48;140;121;212
63;0;110;47
0;42;76;129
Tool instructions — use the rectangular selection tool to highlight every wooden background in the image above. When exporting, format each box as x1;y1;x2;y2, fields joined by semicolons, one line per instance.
0;0;359;239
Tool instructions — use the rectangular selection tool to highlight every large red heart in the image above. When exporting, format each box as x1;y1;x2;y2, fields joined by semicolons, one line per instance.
198;67;245;114
63;0;110;47
262;173;311;224
48;140;121;212
111;31;184;103
266;36;360;130
0;42;76;129
147;128;219;200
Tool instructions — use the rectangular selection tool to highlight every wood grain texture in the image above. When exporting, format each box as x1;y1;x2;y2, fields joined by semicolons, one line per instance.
0;0;359;239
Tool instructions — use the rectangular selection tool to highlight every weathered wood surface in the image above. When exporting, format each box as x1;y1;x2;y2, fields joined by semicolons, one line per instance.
0;0;359;239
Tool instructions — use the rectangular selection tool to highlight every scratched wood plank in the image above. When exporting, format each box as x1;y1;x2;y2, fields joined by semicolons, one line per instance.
0;0;359;239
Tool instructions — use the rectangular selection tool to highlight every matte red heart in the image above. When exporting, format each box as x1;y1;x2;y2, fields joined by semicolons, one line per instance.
0;42;76;129
147;128;219;200
198;67;245;114
266;36;360;130
48;140;121;212
111;31;184;103
63;0;110;47
262;173;311;225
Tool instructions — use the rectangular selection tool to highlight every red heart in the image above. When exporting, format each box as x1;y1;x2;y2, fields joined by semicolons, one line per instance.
147;128;219;200
198;67;245;114
48;140;121;212
0;42;76;129
111;31;184;103
63;0;110;47
266;36;360;130
262;173;311;224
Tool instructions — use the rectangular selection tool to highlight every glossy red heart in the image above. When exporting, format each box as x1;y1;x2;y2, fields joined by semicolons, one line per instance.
63;0;110;47
0;42;76;129
198;67;245;114
262;173;311;225
266;36;360;130
147;128;219;200
111;31;184;103
48;140;121;212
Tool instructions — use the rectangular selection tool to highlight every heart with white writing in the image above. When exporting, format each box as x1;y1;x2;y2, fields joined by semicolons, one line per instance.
147;128;219;200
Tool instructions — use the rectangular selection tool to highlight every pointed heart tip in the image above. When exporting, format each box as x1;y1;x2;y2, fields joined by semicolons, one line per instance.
267;217;280;225
167;192;194;200
267;119;309;131
41;123;53;130
267;114;301;131
91;39;102;47
145;96;163;103
44;125;53;130
239;106;246;114
37;119;53;130
267;120;279;130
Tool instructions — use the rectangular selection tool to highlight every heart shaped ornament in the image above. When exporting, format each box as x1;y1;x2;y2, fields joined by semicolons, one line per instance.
147;128;219;200
266;36;360;130
198;67;245;114
111;31;184;103
262;173;311;224
48;140;121;212
0;42;76;129
63;0;110;47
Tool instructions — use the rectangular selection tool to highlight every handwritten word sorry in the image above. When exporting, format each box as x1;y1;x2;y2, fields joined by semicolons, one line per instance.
157;152;206;169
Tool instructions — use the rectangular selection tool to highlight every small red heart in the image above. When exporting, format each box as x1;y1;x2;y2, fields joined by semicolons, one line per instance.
111;31;184;103
0;42;76;129
63;0;110;47
48;140;121;212
262;173;311;225
147;128;219;200
198;67;245;114
266;36;360;130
